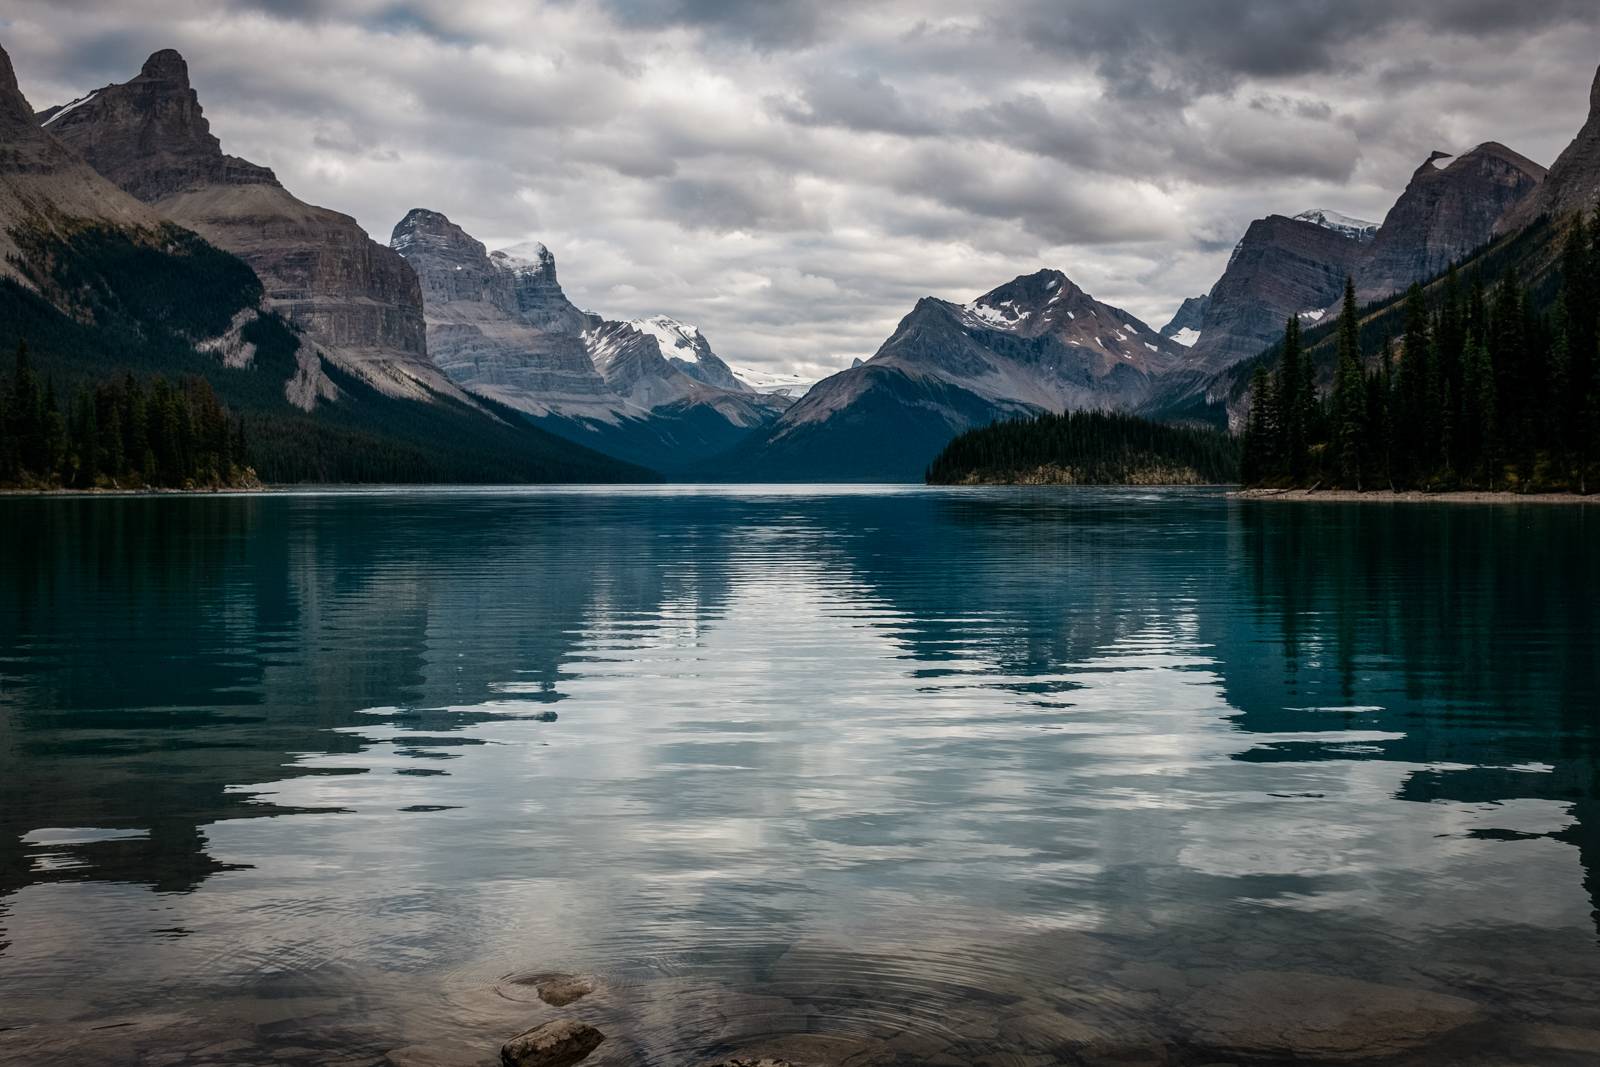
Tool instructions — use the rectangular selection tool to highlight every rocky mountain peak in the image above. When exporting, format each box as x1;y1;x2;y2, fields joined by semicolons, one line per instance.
391;207;484;258
138;48;190;85
42;46;277;201
0;42;35;126
1500;63;1600;231
491;244;558;285
1358;141;1545;300
1293;209;1379;242
630;315;751;393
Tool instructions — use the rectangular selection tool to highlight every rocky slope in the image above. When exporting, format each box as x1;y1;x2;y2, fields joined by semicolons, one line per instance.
388;209;614;416
0;44;164;279
721;269;1187;481
1500;64;1600;232
1181;213;1373;374
1356;144;1545;301
42;50;454;404
629;316;752;393
390;208;786;469
1160;294;1209;347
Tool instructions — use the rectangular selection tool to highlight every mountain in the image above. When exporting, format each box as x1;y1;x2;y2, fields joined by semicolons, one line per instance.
1181;214;1373;374
628;316;751;393
1499;64;1600;232
390;207;787;470
718;269;1187;481
1294;209;1380;242
387;208;615;416
0;45;165;276
1356;144;1545;301
1160;294;1209;347
42;50;456;404
0;41;645;485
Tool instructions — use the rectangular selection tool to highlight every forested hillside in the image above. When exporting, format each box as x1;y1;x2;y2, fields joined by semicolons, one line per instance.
926;410;1239;486
1240;217;1600;492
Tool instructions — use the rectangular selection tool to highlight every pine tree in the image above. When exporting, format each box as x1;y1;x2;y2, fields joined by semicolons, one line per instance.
1332;278;1366;488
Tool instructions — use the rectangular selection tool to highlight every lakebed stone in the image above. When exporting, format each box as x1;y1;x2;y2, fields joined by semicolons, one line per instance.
500;1018;605;1067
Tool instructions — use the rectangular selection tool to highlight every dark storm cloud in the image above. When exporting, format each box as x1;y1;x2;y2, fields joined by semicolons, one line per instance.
1008;0;1598;98
2;0;1596;377
594;0;846;49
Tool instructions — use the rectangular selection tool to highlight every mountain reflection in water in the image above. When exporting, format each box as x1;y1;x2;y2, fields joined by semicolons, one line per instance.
1;487;1597;1065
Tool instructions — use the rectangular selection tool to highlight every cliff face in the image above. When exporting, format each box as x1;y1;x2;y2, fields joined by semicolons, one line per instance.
389;207;614;415
0;43;166;281
390;207;789;469
1500;64;1600;232
1358;144;1545;301
37;50;276;199
44;50;450;402
1185;215;1369;373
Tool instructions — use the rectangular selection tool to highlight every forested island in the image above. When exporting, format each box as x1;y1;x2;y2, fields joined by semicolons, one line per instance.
1239;218;1600;494
925;410;1239;486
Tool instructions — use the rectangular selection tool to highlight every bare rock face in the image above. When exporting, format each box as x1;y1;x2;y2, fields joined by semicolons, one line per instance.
390;207;784;441
37;50;276;200
499;1019;604;1067
584;319;703;409
1159;294;1208;346
390;208;613;413
630;316;752;393
1185;215;1369;373
43;50;449;403
1501;63;1600;232
731;268;1187;480
1357;143;1546;301
0;43;166;279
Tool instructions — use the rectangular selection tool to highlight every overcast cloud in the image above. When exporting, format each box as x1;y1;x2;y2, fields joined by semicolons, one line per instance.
3;0;1597;380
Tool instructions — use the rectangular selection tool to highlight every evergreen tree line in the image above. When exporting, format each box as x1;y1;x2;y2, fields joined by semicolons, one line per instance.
0;341;252;489
1242;215;1600;492
927;409;1239;485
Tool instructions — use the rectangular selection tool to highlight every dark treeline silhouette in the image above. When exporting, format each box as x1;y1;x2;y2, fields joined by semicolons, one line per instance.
1242;214;1600;492
0;342;251;489
926;409;1239;485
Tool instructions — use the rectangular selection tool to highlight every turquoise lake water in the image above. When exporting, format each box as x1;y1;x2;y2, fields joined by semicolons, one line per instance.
1;486;1598;1065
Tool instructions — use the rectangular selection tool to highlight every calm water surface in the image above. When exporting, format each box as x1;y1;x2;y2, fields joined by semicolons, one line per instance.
1;486;1599;1066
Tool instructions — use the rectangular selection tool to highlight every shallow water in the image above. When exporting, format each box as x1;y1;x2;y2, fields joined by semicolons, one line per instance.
1;486;1598;1066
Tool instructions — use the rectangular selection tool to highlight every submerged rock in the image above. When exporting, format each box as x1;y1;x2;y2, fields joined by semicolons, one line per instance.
535;974;595;1008
501;971;596;1007
500;1019;605;1067
1178;971;1483;1062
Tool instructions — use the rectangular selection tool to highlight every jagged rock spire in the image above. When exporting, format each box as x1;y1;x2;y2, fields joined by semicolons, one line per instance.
0;42;37;127
42;46;277;201
139;48;190;84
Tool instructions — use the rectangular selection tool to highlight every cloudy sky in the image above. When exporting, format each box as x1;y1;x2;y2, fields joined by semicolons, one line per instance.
4;1;1598;381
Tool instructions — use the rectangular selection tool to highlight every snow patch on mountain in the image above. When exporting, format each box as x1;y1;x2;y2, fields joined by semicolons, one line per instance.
1294;209;1380;242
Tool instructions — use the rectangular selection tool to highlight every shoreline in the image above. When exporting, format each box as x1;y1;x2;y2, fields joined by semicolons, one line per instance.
1235;487;1599;505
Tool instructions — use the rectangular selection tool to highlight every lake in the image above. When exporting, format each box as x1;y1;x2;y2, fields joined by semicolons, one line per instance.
1;486;1598;1066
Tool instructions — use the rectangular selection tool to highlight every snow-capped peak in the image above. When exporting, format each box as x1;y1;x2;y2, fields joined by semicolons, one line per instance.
629;315;705;355
1294;209;1379;241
